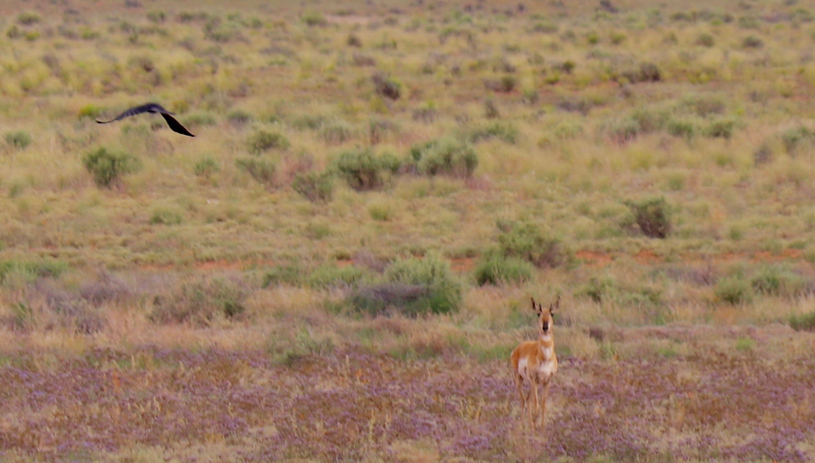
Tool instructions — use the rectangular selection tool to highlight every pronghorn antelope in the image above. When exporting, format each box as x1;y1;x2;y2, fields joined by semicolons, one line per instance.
511;296;559;428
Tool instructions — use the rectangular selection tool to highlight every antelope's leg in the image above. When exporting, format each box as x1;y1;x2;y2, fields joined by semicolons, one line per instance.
530;379;540;429
514;373;526;414
539;381;551;428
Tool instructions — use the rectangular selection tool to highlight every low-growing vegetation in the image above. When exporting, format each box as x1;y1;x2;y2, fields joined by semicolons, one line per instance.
3;0;815;461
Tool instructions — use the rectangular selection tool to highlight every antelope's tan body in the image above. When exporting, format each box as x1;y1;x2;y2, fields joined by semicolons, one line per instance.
511;297;559;429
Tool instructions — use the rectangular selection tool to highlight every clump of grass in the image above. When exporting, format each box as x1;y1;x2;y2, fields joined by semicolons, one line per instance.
149;275;250;325
484;75;518;93
368;199;395;221
194;157;220;177
78;104;105;120
410;138;478;178
82;147;142;188
750;265;806;298
705;117;738;139
146;10;166;23
301;11;327;27
473;251;534;286
150;207;183;225
247;129;290;154
780;126;815;154
484;97;500;118
624;197;671;239
714;275;753;305
334;149;399;191
468;122;518;144
226;109;253;126
742;35;763;49
181;112;218;128
696;32;715;47
790;311;815;332
372;72;401;100
0;260;68;283
307;264;369;289
4;131;32;150
235;157;276;186
348;253;463;316
292;171;334;203
320;120;354;144
618;62;661;84
17;12;40;25
262;263;305;287
496;221;568;268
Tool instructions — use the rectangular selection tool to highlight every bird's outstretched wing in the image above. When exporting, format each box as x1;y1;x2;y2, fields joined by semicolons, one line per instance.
161;113;195;137
95;102;193;136
95;103;171;124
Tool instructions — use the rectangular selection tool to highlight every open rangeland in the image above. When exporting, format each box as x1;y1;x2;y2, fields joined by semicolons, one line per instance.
2;0;815;461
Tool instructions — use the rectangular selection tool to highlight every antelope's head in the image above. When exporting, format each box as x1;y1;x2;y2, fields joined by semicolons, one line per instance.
532;296;559;336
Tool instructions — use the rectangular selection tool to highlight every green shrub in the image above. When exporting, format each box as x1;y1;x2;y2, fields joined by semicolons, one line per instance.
181;112;218;128
348;253;463;316
679;94;726;117
411;138;478;178
575;276;662;310
4;131;32;150
484;98;500;118
334;149;392;191
17;12;40;25
473;251;534;286
667;117;699;140
307;264;369;289
146;10;166;23
496;221;567;268
619;62;661;83
0;260;68;283
610;31;627;45
6;26;21;39
468;122;519;144
575;276;616;303
82;147;141;188
780;126;814;153
497;75;518;92
292;171;334;203
368;200;395;221
149;276;250;325
696;33;715;47
750;265;806;297
624;197;671;239
247;129;290;154
602;117;641;143
262;263;305;287
235;157;276;185
372;72;401;100
226;109;253;126
150;207;183;225
790;311;815;332
705;118;737;139
194;157;220;177
78;104;105;120
714;276;753;304
302;11;327;26
742;35;763;49
320;120;354;144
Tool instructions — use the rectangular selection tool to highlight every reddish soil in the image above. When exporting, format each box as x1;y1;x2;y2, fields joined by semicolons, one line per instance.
575;250;614;268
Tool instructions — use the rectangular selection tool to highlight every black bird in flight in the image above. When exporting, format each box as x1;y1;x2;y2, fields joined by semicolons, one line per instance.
96;103;195;137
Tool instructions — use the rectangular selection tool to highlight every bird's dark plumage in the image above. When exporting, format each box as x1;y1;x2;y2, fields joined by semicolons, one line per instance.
96;103;195;137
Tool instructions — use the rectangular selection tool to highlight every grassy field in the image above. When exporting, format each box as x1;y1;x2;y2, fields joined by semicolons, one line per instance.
2;0;815;461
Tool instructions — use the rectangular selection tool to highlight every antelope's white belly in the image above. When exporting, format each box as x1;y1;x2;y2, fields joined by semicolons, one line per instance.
517;355;556;382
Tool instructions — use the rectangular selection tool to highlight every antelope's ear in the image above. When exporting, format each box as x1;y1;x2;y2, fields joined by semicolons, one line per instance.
550;295;561;314
531;297;541;314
